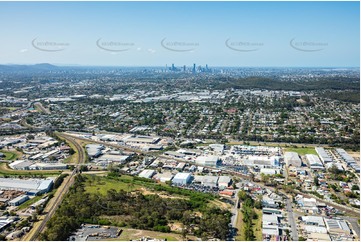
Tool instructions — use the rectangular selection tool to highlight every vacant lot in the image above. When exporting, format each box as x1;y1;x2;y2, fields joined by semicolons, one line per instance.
284;147;317;156
84;175;141;195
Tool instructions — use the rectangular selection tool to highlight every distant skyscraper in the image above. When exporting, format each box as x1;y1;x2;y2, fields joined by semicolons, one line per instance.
192;63;196;73
171;63;175;71
183;65;186;72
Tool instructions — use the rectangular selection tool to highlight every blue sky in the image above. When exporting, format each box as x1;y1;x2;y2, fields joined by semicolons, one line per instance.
0;1;359;67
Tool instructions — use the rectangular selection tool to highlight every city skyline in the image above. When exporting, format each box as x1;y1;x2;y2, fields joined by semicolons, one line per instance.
0;1;359;67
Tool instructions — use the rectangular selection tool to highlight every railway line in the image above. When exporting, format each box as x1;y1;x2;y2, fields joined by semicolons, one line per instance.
29;134;85;241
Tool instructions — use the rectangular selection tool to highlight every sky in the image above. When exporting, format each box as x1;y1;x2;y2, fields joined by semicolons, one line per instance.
0;1;359;67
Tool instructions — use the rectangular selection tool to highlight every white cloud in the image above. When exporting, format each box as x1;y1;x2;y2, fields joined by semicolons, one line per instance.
19;49;28;53
147;48;156;53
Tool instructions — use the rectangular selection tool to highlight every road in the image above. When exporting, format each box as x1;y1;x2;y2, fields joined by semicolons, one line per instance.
286;197;298;241
28;134;85;241
345;217;360;239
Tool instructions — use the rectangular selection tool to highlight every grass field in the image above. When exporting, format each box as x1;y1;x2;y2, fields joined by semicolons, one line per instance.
0;162;62;177
84;175;141;195
284;147;317;155
235;207;262;241
0;149;21;160
235;208;244;241
254;208;263;241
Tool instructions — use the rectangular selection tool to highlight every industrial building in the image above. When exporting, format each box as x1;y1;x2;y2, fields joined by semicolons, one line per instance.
153;172;174;183
172;172;192;185
138;169;155;179
335;148;360;172
195;155;220;166
10;160;67;170
284;152;302;167
97;154;130;163
315;147;333;163
8;195;29;206
29;163;67;170
0;178;53;195
85;144;104;158
125;135;160;144
306;154;324;170
243;155;280;168
0;218;14;232
301;216;326;227
324;218;351;235
164;151;186;159
218;176;231;189
193;175;218;188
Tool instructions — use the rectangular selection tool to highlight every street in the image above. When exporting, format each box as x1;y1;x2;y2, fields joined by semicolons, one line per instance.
286;197;299;241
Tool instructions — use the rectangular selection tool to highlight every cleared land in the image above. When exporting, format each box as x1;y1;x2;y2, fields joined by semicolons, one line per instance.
284;147;317;156
84;175;141;195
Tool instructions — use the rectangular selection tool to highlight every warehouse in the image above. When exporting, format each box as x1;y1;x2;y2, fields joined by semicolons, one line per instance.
97;154;130;163
218;176;232;190
0;218;14;232
315;147;333;163
164;151;185;159
172;172;192;185
306;154;324;170
260;168;280;175
262;214;280;226
125;135;160;144
8;195;29;206
9;160;33;170
301;216;325;227
325;162;344;171
193;175;218;188
324;218;351;235
29;163;67;170
284;152;302;167
195;155;220;166
335;148;355;164
138;169;155;179
176;162;186;171
0;178;53;195
153;172;174;183
85;144;104;158
243;155;280;168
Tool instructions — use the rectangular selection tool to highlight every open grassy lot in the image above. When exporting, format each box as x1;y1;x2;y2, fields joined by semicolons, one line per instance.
235;207;244;241
284;147;317;155
0;149;21;160
0;162;62;177
254;208;263;241
235;207;262;241
84;175;141;195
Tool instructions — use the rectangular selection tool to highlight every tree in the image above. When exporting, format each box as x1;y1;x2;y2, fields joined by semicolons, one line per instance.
352;184;359;191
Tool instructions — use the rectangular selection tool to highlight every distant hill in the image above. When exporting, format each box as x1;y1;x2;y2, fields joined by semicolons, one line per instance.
0;63;58;72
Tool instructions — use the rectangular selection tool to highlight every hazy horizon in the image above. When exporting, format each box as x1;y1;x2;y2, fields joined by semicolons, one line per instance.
0;1;359;67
